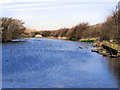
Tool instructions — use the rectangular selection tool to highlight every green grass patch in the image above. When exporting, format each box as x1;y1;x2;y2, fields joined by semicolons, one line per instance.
70;38;78;41
80;40;95;42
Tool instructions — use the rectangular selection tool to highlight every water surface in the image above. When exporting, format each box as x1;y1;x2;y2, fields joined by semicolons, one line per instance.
2;38;120;88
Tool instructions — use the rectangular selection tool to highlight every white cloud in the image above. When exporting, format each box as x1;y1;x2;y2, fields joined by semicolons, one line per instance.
2;2;116;12
1;3;56;9
2;4;92;11
1;0;119;11
0;0;119;4
16;15;51;20
0;0;56;4
61;0;119;2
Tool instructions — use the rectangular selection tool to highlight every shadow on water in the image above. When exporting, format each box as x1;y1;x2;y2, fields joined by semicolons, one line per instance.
3;41;27;43
2;38;30;44
103;57;120;88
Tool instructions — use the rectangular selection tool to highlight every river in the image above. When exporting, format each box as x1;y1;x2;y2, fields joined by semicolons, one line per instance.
2;37;120;88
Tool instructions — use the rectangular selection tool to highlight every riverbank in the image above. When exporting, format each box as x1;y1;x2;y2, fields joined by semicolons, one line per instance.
92;41;120;58
46;36;97;42
46;36;120;58
47;36;68;40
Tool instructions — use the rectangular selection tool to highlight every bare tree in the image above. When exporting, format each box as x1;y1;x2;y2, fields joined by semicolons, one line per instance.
0;17;26;42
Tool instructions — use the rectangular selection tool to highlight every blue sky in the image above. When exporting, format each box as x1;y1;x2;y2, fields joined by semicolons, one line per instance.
0;0;119;30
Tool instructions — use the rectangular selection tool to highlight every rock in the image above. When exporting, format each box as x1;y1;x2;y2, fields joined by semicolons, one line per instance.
93;43;97;47
10;51;13;53
98;50;103;54
98;47;103;50
99;50;108;56
103;53;108;56
91;49;98;53
79;46;83;49
110;55;119;58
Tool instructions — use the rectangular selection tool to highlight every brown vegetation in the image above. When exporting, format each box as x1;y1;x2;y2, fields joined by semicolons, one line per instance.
38;2;120;43
20;29;36;37
0;17;26;42
66;22;89;40
36;31;51;37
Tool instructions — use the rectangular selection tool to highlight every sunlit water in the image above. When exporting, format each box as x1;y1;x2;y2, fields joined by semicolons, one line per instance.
2;38;120;88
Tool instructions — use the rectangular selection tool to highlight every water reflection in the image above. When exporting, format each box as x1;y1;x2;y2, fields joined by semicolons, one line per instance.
103;57;120;88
